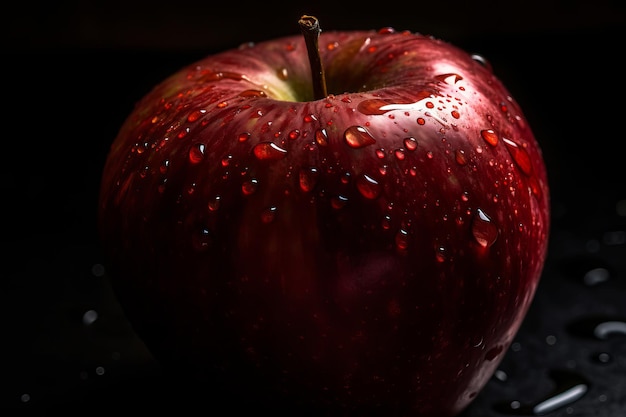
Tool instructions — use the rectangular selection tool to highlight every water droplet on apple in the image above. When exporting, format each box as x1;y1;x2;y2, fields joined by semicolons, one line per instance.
395;229;409;250
242;179;258;195
316;129;329;146
481;129;499;146
435;73;464;85
455;149;468;165
208;195;221;211
239;89;268;98
381;215;392;230
472;208;498;248
159;159;169;174
261;206;278;223
394;149;405;160
356;174;381;199
451;110;460;119
417;117;426;125
276;67;288;80
471;54;493;72
404;137;418;151
238;132;251;143
435;246;447;262
188;143;205;164
187;109;207;122
288;129;301;140
299;167;319;192
503;138;533;176
303;114;318;123
192;227;213;251
344;126;376;148
331;195;348;209
253;142;288;161
357;98;392;115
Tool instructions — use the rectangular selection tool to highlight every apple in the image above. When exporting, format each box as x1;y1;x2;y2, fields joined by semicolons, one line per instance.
97;15;550;416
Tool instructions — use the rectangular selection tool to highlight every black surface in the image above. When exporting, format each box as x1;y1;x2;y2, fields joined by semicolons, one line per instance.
3;2;626;416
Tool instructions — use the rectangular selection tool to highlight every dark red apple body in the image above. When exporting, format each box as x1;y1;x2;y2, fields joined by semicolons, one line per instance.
98;26;549;416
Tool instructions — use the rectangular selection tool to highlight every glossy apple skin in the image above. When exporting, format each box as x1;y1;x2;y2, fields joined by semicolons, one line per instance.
98;28;549;416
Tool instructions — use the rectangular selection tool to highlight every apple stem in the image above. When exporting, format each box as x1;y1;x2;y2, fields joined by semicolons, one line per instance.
299;15;328;100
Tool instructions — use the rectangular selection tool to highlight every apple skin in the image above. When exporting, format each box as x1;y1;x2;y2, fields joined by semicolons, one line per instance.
98;27;549;416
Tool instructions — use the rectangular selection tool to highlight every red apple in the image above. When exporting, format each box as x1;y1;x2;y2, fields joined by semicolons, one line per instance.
98;15;550;416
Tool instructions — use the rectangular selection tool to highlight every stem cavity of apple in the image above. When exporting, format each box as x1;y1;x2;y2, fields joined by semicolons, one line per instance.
298;15;328;100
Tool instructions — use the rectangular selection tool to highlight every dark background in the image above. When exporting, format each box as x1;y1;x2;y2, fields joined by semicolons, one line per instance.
3;0;625;415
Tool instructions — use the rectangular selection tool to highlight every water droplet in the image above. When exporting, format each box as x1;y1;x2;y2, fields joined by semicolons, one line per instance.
326;41;339;51
239;89;267;98
221;154;233;167
472;208;498;248
82;310;98;326
455;149;468;165
261;206;277;223
288;129;301;140
208;195;221;211
404;137;418;151
471;54;493;72
238;132;251;142
315;128;329;146
178;127;192;139
299;167;318;192
192;227;213;251
242;179;259;195
394;149;406;160
159;159;169;174
276;67;288;80
493;370;589;416
357;92;432;115
331;195;348;209
451;110;460;119
188;143;205;164
344;126;376;148
503;138;533;175
253;142;288;160
435;246;447;262
395;229;409;250
187;109;207;122
303;114;318;123
356;174;381;199
583;267;610;286
481;129;499;146
417;117;426;125
435;73;464;85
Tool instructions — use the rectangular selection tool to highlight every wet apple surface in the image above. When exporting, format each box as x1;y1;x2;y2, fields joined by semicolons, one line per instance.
96;17;549;416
